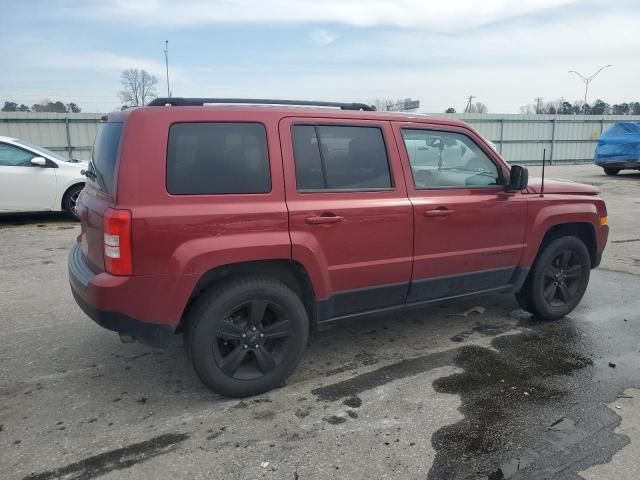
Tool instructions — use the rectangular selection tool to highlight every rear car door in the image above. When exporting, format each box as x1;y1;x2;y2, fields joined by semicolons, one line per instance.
393;122;528;302
0;142;57;212
280;117;413;322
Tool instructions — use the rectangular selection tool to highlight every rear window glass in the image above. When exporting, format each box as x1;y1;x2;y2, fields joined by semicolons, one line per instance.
90;122;123;194
167;122;270;195
292;124;392;190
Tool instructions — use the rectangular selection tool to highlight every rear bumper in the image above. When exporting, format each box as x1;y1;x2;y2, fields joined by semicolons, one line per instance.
68;243;178;348
595;161;640;170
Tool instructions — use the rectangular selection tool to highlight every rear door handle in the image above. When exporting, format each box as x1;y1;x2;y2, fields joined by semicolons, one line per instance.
424;208;455;218
305;214;344;225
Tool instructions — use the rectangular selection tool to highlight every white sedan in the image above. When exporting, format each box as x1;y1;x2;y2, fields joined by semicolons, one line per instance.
0;136;87;219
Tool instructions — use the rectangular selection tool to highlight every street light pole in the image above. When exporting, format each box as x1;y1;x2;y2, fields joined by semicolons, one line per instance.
568;64;612;113
164;40;171;98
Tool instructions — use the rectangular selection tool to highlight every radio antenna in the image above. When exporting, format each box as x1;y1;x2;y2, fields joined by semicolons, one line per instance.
540;148;546;197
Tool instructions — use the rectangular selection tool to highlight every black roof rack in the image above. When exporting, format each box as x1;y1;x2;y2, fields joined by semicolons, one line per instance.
146;97;376;111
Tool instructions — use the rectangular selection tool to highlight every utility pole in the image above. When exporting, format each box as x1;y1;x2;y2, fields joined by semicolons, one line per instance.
464;95;475;113
164;40;171;98
535;97;544;114
568;64;612;114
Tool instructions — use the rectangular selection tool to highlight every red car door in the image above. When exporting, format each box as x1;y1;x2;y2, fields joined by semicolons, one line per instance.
392;122;528;303
279;117;413;323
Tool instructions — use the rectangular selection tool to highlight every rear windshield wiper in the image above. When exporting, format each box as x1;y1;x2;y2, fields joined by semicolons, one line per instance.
81;161;97;180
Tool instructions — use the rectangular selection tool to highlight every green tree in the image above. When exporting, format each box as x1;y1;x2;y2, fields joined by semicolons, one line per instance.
18;104;30;112
32;100;69;113
445;107;456;113
67;102;81;113
590;99;610;115
612;103;629;115
630;102;640;115
2;101;18;112
559;101;573;114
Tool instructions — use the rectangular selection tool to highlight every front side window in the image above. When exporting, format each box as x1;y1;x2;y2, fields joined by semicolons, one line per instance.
402;129;500;188
292;125;392;191
167;122;270;194
0;143;36;167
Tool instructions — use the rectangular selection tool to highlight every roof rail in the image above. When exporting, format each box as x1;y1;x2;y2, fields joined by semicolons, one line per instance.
146;97;376;111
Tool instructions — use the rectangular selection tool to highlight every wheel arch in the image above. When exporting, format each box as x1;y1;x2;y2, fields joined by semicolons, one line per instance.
538;222;597;268
179;259;317;331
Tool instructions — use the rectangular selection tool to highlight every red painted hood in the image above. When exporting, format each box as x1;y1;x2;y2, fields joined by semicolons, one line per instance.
526;177;600;195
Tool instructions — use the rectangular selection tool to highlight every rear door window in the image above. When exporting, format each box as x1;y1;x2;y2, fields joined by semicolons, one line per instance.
292;125;392;191
90;122;123;194
167;122;270;194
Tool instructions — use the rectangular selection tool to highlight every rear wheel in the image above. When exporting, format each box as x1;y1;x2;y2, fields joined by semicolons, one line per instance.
515;236;590;320
186;277;309;398
603;167;620;176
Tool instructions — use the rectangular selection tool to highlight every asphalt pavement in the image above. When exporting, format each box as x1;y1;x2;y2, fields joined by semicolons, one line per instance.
1;164;639;480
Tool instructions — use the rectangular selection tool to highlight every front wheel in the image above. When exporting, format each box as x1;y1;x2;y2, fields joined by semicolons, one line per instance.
515;236;591;321
186;278;309;398
63;184;84;220
603;167;620;176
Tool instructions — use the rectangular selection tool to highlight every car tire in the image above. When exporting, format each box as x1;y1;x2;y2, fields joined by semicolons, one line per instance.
185;277;309;398
63;184;84;220
515;236;590;321
603;167;620;176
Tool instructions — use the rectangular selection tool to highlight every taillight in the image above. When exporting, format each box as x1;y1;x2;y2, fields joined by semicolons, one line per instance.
103;208;132;275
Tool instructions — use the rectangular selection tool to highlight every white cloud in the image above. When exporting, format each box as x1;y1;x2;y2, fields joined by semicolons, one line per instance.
3;1;639;113
310;29;337;46
72;0;575;31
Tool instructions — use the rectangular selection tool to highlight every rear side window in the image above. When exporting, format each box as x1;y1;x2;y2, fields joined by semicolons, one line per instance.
167;122;270;194
292;125;392;191
90;122;123;194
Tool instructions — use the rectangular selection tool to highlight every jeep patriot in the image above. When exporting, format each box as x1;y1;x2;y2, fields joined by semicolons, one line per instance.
69;98;609;397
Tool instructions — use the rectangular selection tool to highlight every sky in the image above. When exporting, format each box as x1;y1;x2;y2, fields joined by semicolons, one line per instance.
1;0;639;113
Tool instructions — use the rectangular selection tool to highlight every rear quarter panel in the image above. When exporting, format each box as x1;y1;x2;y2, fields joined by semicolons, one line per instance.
115;108;290;278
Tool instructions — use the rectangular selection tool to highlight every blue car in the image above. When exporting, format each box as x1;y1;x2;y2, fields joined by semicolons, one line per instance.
594;122;640;175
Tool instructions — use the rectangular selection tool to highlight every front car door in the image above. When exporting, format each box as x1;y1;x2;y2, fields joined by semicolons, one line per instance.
280;117;413;323
392;122;528;303
0;142;57;212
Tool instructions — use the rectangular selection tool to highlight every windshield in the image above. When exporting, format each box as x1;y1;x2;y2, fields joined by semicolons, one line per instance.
14;138;70;163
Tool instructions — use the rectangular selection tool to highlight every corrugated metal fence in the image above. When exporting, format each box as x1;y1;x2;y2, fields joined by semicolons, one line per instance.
0;112;102;161
1;111;639;164
438;113;640;164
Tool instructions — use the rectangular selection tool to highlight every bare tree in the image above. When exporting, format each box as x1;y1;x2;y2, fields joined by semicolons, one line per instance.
519;104;536;114
118;69;158;107
370;98;404;112
467;102;488;114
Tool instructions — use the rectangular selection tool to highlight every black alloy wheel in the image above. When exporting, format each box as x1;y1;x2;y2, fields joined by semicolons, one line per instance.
214;299;292;380
515;236;591;321
186;278;309;398
541;249;584;308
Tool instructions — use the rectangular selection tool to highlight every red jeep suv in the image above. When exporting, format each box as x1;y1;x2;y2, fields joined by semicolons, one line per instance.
69;98;609;397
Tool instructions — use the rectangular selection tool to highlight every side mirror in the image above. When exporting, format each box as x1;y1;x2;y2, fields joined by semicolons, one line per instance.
30;156;47;167
506;165;528;192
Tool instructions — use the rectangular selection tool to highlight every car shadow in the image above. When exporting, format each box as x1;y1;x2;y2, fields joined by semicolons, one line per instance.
0;211;76;227
59;293;526;413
